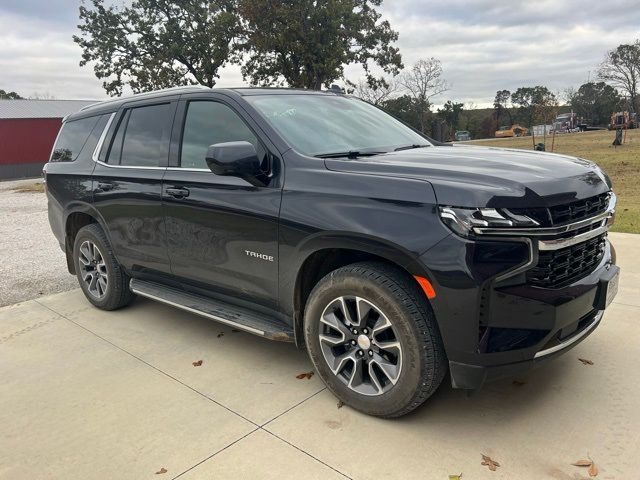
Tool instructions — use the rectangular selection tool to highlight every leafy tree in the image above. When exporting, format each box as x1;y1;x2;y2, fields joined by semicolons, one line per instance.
511;86;556;127
493;89;512;128
479;114;497;138
238;0;402;90
380;94;425;132
399;58;448;132
569;82;621;126
598;41;640;113
74;0;242;96
0;89;23;99
437;100;464;138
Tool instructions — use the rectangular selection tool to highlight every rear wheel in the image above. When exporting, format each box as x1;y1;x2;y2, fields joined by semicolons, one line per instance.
304;262;447;417
73;224;135;310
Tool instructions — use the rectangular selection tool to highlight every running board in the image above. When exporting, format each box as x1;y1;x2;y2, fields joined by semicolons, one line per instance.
130;279;294;342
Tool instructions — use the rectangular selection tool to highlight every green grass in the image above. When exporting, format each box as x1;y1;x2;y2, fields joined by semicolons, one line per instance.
466;130;640;234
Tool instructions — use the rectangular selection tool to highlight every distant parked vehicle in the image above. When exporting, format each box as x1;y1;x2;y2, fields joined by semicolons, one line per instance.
608;111;637;130
553;112;587;133
454;130;471;141
495;124;528;138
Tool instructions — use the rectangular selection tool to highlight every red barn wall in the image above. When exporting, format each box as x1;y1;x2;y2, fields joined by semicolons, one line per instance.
0;118;62;179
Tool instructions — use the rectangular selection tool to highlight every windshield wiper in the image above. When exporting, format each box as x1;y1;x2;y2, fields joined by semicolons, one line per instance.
314;150;386;159
394;144;430;151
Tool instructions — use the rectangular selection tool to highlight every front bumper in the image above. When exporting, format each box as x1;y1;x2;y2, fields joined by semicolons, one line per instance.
449;310;603;389
420;231;618;390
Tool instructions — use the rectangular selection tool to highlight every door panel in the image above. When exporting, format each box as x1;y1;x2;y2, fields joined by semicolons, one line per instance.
93;165;169;274
163;171;281;309
92;101;176;276
162;98;282;309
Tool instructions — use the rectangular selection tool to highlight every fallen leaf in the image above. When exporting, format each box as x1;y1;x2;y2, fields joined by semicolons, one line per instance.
337;400;344;409
192;360;203;367
217;332;224;338
588;462;598;477
296;371;314;380
572;460;593;467
512;380;526;387
449;474;462;480
155;467;167;475
481;454;500;471
578;358;594;365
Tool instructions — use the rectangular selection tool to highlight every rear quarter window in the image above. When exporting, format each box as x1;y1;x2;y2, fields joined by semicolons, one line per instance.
50;115;102;162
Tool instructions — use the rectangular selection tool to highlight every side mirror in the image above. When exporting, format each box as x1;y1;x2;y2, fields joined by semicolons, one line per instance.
205;141;262;184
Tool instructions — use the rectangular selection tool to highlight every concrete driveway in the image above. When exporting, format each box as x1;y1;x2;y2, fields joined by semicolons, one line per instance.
1;232;639;480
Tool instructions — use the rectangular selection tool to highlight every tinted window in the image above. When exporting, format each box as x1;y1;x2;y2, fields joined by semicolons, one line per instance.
51;116;101;162
181;101;258;169
111;103;172;167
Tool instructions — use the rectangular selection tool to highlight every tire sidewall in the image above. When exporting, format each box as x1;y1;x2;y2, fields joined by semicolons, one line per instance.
304;270;428;416
73;226;116;309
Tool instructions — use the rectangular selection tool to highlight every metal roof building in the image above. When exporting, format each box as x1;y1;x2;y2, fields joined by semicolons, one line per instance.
0;99;95;180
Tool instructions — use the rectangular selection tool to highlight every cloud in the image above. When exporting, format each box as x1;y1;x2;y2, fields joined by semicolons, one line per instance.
380;0;640;105
1;0;639;105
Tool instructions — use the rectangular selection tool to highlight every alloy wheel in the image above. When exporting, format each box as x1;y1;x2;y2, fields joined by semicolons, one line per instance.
318;296;403;396
78;240;109;299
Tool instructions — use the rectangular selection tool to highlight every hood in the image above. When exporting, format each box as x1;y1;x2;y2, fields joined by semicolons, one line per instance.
324;145;611;208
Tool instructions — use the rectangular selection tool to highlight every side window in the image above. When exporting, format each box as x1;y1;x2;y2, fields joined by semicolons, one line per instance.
50;115;101;162
75;114;110;163
107;103;172;167
180;101;259;169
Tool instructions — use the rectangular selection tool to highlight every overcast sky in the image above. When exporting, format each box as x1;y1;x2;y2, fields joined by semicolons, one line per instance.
1;0;639;107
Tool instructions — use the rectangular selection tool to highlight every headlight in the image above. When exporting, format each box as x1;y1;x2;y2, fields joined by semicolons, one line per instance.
439;206;539;238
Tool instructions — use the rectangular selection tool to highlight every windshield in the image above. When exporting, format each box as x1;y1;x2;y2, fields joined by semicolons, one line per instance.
245;94;431;157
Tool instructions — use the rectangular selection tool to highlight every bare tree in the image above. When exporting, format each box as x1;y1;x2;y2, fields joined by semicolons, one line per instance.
400;58;449;132
352;77;400;105
534;90;560;145
598;41;640;113
29;92;56;100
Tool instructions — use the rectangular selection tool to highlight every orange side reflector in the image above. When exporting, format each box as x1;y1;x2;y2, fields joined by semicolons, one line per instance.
414;275;436;299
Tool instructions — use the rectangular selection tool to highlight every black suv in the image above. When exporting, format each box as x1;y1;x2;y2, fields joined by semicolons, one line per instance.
45;87;619;417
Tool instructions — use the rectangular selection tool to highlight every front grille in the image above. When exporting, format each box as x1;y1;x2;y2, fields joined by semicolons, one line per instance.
510;193;610;227
548;193;610;225
527;234;606;288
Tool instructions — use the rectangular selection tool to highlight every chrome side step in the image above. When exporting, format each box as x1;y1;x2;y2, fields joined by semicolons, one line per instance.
130;279;294;342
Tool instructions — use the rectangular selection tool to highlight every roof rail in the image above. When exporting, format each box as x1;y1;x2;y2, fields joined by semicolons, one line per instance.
79;85;210;111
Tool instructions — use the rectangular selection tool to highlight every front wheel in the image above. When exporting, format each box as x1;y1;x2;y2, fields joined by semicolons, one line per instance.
304;262;447;417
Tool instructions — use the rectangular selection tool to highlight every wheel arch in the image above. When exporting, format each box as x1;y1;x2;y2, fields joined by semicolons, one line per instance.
63;203;113;274
289;234;436;347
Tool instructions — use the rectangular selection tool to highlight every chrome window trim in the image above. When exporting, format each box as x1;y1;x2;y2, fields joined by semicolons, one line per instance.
166;167;210;172
90;112;167;171
91;112;115;164
534;311;603;359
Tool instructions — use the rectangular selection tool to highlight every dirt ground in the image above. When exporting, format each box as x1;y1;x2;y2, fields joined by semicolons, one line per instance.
0;178;77;307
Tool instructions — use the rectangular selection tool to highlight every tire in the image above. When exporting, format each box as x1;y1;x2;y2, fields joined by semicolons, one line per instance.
304;261;447;418
73;223;135;310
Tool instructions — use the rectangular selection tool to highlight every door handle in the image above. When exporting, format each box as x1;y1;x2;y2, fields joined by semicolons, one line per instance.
165;187;190;199
96;182;114;192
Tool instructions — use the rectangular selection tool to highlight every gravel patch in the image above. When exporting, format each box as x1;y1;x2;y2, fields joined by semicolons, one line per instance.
0;178;78;307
